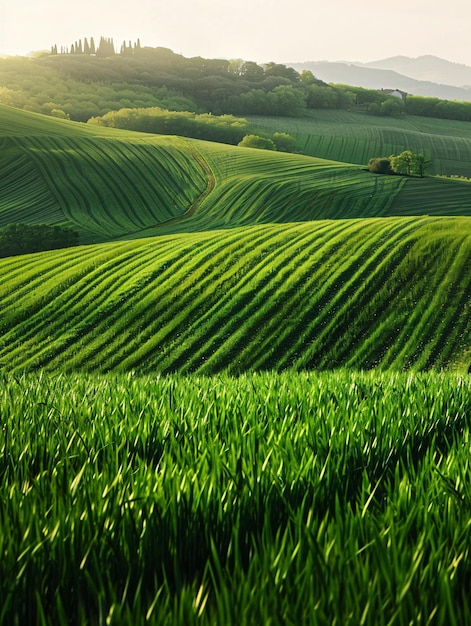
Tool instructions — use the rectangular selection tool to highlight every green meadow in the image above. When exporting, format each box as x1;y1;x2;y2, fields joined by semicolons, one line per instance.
251;109;471;177
2;102;471;624
1;371;471;624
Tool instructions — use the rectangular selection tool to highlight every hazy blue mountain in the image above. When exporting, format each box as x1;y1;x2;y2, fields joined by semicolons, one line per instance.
363;55;471;88
288;58;471;102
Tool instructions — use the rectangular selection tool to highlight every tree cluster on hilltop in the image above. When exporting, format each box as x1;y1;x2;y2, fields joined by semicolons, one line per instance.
2;42;471;124
51;36;142;57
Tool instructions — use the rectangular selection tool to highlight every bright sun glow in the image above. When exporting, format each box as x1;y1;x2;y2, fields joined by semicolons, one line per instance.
1;0;471;65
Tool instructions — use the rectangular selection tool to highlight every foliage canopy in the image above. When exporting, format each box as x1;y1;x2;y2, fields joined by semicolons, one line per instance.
0;222;78;257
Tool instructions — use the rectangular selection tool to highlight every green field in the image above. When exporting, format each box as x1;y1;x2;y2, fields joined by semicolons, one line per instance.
2;103;471;624
2;104;471;247
1;371;471;625
2;217;471;374
251;110;471;177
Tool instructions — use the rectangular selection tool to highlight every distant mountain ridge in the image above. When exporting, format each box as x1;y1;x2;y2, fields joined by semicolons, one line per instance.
362;55;471;88
288;56;471;102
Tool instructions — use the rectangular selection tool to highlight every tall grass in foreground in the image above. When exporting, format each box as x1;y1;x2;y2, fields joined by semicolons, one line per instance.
1;370;471;624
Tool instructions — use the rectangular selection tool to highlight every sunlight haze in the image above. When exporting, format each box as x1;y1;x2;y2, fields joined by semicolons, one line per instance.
1;0;471;65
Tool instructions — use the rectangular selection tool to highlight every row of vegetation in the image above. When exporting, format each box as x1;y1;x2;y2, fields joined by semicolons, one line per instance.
3;104;471;255
0;222;78;257
88;107;298;151
2;217;471;374
2;44;471;123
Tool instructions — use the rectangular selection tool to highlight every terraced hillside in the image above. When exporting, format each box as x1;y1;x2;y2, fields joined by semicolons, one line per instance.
251;110;471;177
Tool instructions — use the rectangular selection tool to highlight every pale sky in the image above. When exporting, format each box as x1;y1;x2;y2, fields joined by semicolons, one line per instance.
1;0;471;66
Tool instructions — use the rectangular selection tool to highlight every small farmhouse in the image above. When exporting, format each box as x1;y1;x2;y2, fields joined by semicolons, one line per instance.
379;88;408;101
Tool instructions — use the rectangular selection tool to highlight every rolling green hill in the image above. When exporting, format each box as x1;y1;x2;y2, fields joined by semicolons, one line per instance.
2;104;471;247
2;104;471;374
251;110;471;177
1;217;471;374
3;99;471;626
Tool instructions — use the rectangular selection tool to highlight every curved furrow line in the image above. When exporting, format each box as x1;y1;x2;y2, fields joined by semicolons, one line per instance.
0;237;188;367
369;239;463;369
42;229;249;371
51;235;218;369
155;221;355;373
386;234;471;369
343;223;471;370
0;241;130;309
0;144;64;225
185;224;352;374
70;142;149;230
3;218;471;374
75;138;203;228
0;240;164;343
20;134;208;239
73;141;141;221
419;244;471;369
242;219;420;371
21;136;110;236
0;255;145;366
257;219;414;369
82;225;290;371
87;223;309;371
22;137;156;236
260;218;423;370
97;144;171;226
301;235;424;370
128;140;217;235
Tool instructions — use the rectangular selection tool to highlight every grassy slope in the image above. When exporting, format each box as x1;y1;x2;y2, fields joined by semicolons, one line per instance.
3;104;471;245
0;105;208;243
1;104;411;241
1;217;471;374
251;110;471;177
2;104;471;373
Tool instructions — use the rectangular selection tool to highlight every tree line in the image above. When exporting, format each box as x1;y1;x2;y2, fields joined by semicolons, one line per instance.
0;223;79;257
88;107;299;151
2;43;471;124
51;36;142;57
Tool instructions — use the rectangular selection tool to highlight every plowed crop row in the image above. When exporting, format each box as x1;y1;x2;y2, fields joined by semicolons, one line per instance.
251;111;471;177
1;217;471;374
15;135;207;240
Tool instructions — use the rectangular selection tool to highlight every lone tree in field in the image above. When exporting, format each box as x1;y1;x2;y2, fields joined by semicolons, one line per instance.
410;152;432;177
